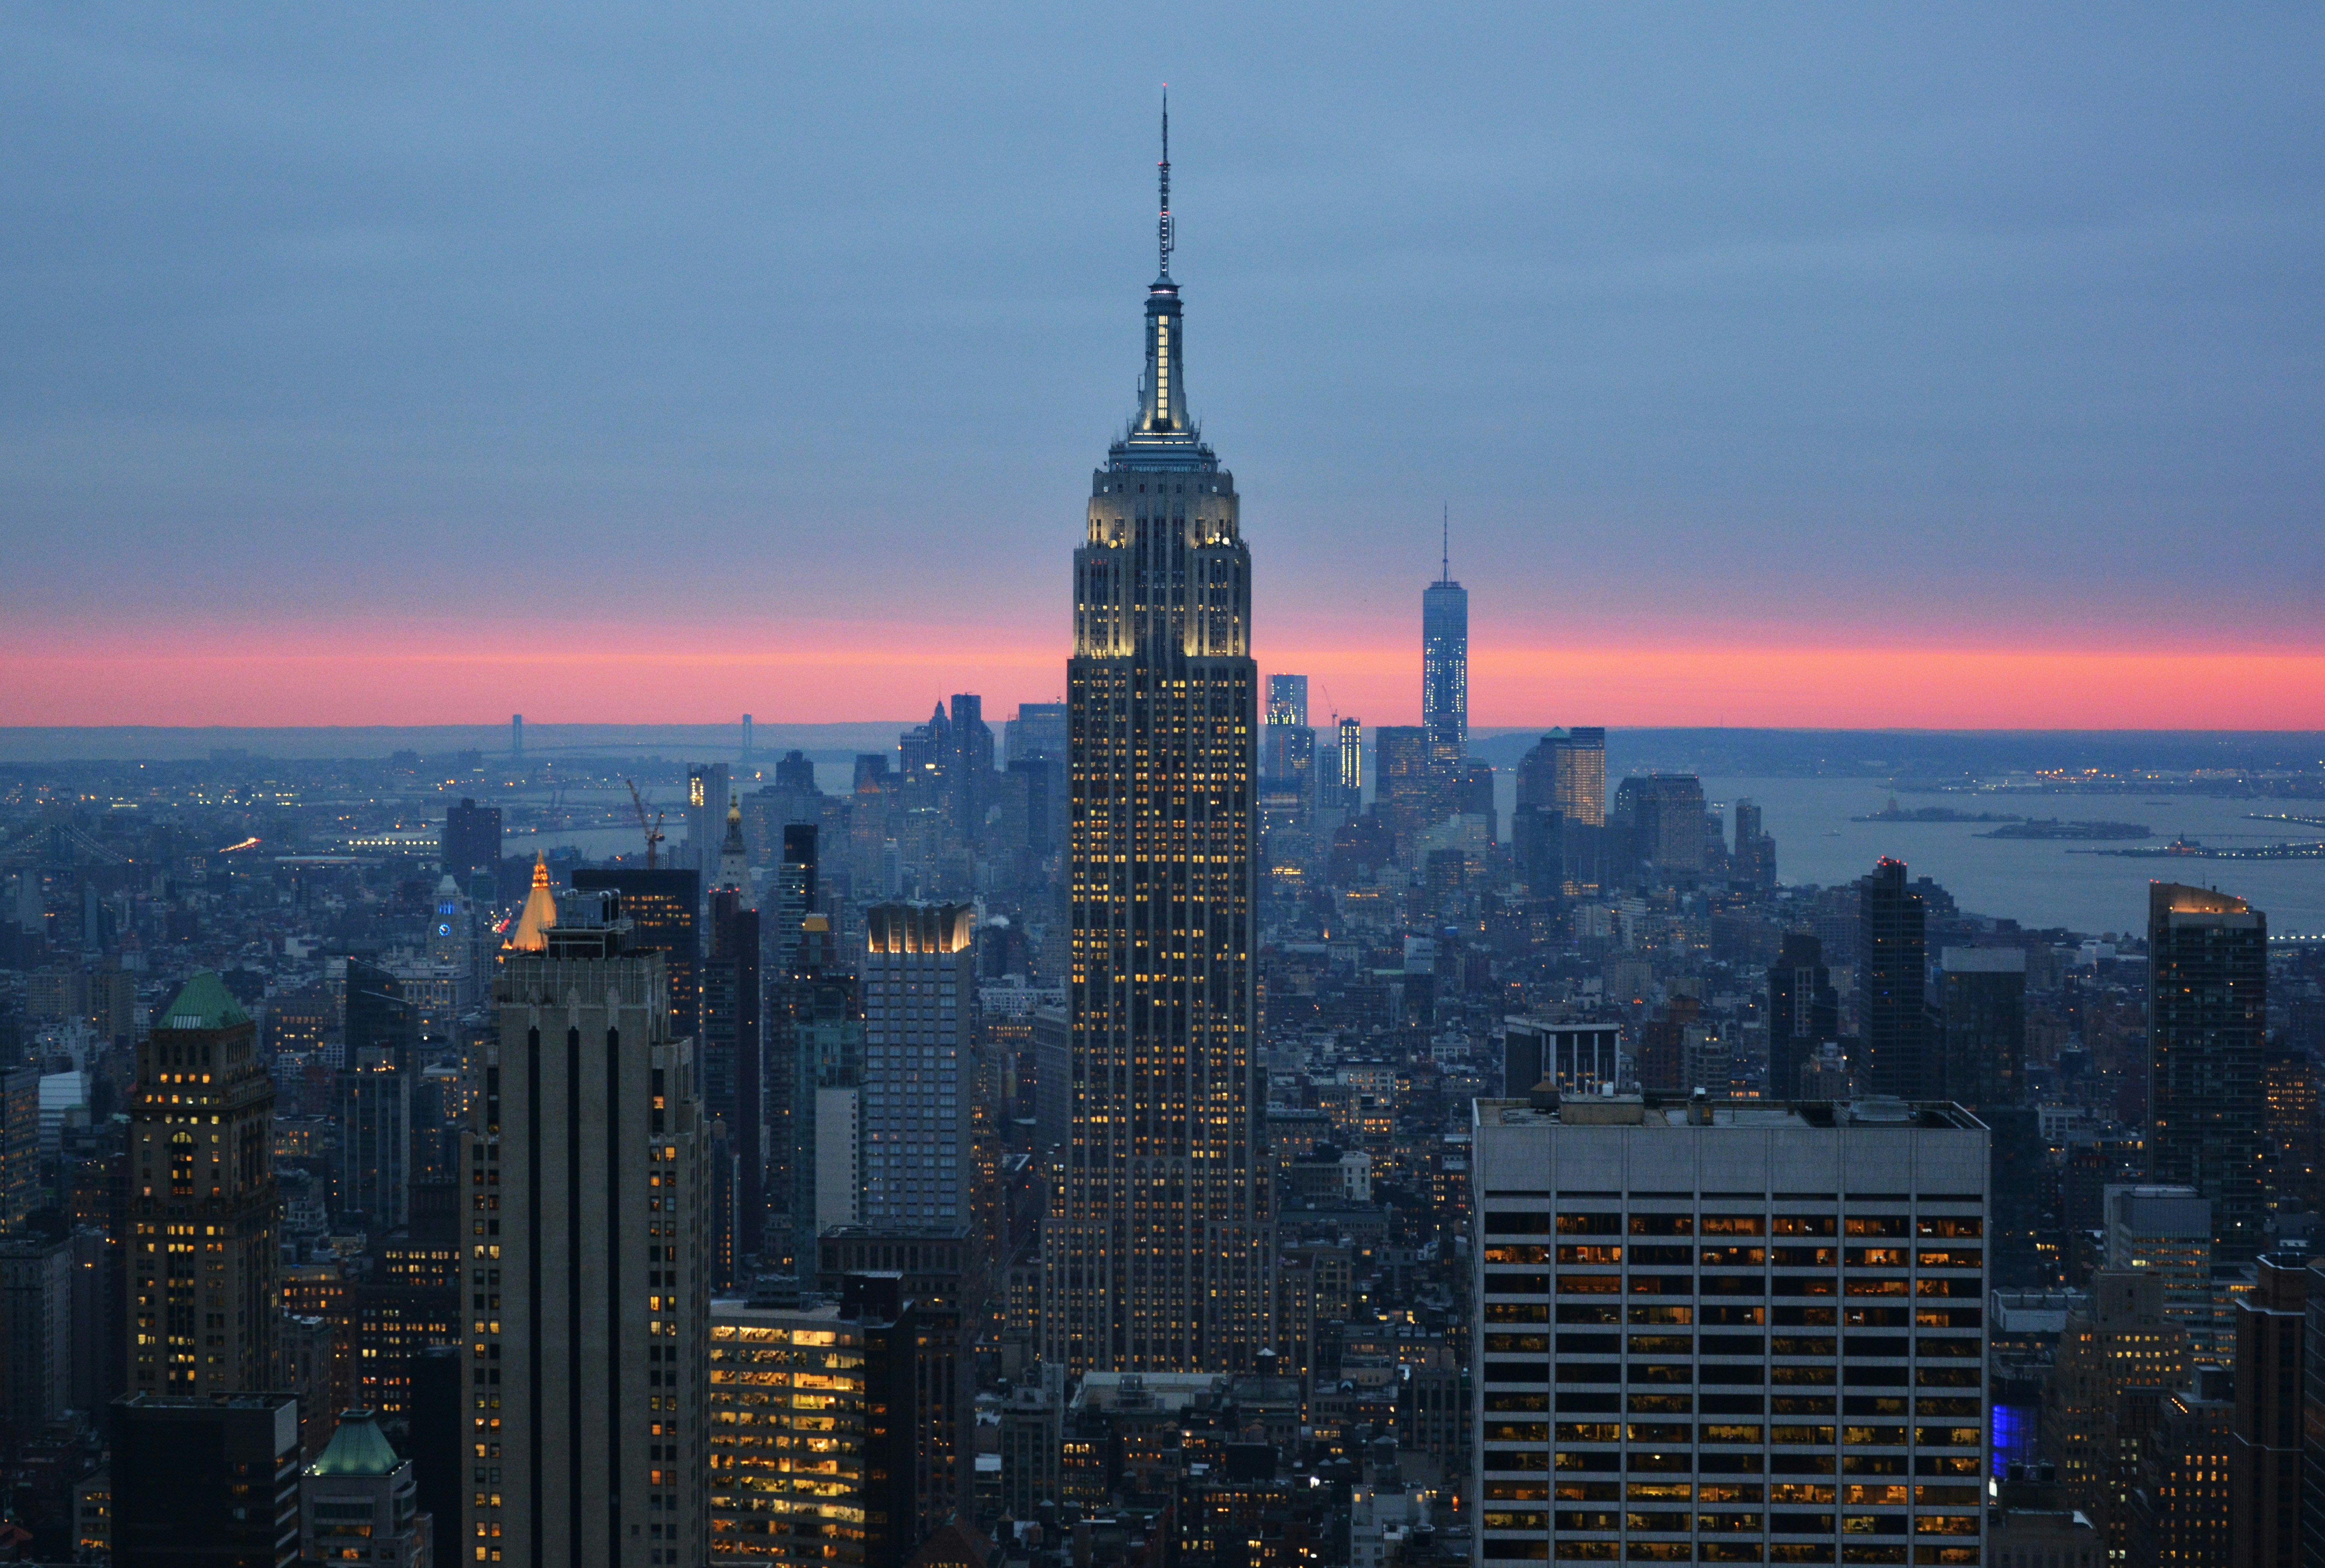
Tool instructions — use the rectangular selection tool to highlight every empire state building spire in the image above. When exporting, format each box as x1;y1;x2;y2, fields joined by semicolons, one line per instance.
1048;120;1268;1376
1158;90;1173;281
1121;92;1206;458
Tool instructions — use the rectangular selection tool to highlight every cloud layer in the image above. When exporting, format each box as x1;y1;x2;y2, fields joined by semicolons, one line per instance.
2;5;2320;724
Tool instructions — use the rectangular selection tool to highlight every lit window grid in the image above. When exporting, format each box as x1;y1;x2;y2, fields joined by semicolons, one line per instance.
1475;1201;1988;1561
1051;476;1270;1374
708;1317;868;1568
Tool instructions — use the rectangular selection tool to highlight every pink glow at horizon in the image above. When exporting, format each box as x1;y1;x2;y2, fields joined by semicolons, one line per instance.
7;622;2321;731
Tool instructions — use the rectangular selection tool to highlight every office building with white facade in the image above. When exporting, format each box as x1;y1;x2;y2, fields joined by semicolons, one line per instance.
1471;1094;1990;1568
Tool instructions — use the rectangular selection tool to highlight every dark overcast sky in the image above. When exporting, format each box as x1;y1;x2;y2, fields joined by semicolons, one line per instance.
3;4;2321;725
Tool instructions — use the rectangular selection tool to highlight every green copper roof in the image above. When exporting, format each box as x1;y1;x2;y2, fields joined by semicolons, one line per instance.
309;1411;401;1476
157;972;251;1031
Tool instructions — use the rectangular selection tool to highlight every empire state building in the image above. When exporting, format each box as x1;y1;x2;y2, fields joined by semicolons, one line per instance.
1044;111;1269;1374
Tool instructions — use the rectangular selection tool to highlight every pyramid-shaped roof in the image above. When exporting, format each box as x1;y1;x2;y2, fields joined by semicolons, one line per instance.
309;1410;402;1476
505;852;557;952
158;972;251;1031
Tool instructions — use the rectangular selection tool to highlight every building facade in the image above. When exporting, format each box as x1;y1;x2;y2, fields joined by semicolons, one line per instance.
0;1235;70;1433
300;1409;433;1568
113;1392;301;1568
1046;130;1268;1377
687;764;733;878
1549;728;1608;827
1470;1095;1990;1567
1938;947;2025;1109
444;799;503;881
571;867;704;1048
1614;774;1707;884
2145;882;2267;1263
335;1048;411;1230
861;903;975;1230
1765;935;1839;1105
462;899;710;1568
708;1298;872;1568
128;972;278;1395
703;807;762;1278
707;1283;920;1568
1421;560;1467;777
2228;1252;2306;1568
1372;727;1438;845
1857;859;1930;1101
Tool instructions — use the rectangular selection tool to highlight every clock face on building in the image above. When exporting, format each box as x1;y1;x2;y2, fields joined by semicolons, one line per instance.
438;923;452;936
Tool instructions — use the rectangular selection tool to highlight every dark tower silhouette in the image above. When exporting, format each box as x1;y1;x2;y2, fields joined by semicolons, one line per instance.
1766;933;1839;1101
2147;882;2267;1263
1856;858;1930;1099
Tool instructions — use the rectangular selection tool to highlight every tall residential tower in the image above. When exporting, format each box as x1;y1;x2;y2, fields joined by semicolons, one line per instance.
1046;109;1268;1375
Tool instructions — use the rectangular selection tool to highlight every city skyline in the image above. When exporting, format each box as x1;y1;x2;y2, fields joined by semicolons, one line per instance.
12;20;2325;1567
4;8;2322;730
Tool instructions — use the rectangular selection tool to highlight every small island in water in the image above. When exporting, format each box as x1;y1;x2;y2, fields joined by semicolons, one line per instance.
1853;796;2022;824
1977;818;2152;840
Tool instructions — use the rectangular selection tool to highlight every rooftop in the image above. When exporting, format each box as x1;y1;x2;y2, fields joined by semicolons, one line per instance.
309;1410;403;1477
1474;1096;1984;1133
156;972;251;1031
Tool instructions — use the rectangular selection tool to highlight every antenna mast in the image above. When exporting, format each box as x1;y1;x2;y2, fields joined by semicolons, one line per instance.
1441;504;1450;582
1158;89;1173;277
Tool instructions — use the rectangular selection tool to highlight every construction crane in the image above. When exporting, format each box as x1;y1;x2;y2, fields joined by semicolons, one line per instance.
625;779;665;870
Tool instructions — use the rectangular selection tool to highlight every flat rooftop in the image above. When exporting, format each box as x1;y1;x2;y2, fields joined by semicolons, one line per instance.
1475;1097;1985;1133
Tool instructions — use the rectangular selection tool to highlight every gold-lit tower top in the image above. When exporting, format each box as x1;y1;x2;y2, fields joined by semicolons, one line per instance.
505;851;557;952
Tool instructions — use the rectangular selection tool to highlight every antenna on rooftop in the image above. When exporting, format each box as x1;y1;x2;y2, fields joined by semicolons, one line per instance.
1158;89;1173;278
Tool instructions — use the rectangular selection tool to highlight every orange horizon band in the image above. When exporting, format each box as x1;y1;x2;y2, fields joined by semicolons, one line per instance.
3;636;2319;729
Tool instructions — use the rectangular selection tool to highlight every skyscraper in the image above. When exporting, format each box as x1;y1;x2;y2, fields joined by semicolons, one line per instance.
1513;726;1610;880
2227;1251;2307;1568
1765;933;1839;1102
1005;703;1069;769
707;1283;923;1568
686;763;732;877
772;823;818;979
444;797;503;881
1421;514;1467;775
1472;1094;1991;1566
1731;796;1776;888
113;1393;302;1568
469;890;710;1568
1261;674;1315;803
2147;882;2267;1264
127;972;278;1395
299;1410;433;1568
1550;726;1607;825
1372;725;1437;844
1333;716;1362;811
1939;946;2026;1109
860;903;974;1230
1048;111;1267;1375
333;1043;409;1229
1260;674;1316;895
573;866;702;1045
1613;773;1706;883
703;804;762;1277
942;694;995;840
1266;673;1307;728
1857;857;1931;1099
